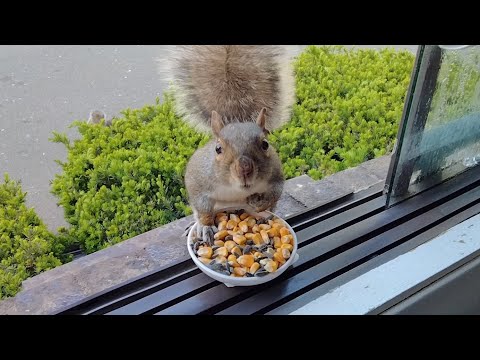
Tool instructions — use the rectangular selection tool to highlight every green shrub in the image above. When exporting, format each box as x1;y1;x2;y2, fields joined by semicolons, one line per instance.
270;45;415;179
0;174;66;299
51;95;209;254
51;45;415;254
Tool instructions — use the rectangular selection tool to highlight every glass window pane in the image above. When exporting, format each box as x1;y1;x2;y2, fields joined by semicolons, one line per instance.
386;45;480;207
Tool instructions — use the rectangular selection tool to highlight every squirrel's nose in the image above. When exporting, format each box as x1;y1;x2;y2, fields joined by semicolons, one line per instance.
238;156;254;177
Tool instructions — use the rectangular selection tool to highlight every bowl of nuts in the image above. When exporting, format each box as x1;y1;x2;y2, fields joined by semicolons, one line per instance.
187;207;299;287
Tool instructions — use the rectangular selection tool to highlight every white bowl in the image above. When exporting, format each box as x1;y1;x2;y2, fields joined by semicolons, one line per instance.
187;207;299;287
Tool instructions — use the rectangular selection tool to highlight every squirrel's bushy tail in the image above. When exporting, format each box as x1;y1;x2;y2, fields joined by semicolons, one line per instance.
159;45;296;133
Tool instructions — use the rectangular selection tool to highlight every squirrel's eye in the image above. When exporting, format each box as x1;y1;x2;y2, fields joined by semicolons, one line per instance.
215;144;222;154
261;139;269;151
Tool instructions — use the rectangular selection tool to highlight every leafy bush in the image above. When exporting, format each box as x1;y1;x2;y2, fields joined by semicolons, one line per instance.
51;95;209;254
0;174;66;299
270;45;415;179
51;45;415;254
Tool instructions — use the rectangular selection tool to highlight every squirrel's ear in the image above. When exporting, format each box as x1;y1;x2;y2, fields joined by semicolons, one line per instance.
211;111;224;137
256;107;269;134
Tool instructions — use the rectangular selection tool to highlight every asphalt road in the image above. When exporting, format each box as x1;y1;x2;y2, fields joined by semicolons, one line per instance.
0;45;418;232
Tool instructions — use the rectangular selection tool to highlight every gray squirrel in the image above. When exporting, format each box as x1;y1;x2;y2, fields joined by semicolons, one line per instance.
165;45;296;242
87;110;112;126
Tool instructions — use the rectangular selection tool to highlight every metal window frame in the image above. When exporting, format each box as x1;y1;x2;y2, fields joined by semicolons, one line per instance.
384;45;443;206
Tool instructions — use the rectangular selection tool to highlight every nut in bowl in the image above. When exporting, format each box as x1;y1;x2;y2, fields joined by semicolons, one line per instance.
187;207;299;287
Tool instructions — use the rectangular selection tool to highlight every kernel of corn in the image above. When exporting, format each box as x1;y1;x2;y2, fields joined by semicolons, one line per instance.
215;256;227;264
253;251;263;260
264;260;278;273
267;228;279;238
224;240;236;252
232;246;242;257
238;221;249;233
249;262;261;274
217;220;228;231
229;260;241;268
279;227;291;237
214;230;229;240
226;219;237;230
216;214;228;223
240;212;250;221
237;255;254;268
198;257;212;265
233;235;247;245
234;267;246;276
252;233;263;245
281;243;293;252
281;235;293;244
197;247;212;258
245;232;255;240
273;252;286;265
260;230;270;243
214;240;225;247
247;217;257;227
213;246;228;258
230;214;240;223
281;248;291;259
273;237;282;249
259;258;269;266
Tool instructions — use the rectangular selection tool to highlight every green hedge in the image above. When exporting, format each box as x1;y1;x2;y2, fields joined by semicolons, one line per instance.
51;95;209;254
0;174;66;299
270;45;415;179
51;45;415;255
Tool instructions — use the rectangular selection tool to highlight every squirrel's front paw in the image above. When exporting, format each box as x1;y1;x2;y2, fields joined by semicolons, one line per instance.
193;223;216;246
246;193;271;213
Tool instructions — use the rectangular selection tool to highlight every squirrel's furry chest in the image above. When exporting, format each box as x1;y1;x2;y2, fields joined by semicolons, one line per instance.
212;180;269;210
